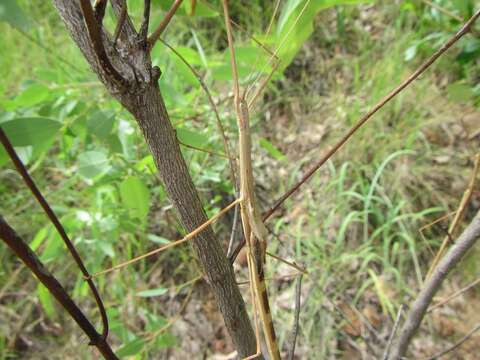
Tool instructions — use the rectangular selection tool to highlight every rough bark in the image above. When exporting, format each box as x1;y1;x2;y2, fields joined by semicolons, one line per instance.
52;0;257;357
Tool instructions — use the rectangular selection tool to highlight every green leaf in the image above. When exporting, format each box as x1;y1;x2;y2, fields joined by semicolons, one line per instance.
259;138;286;161
275;0;372;69
116;338;145;357
176;128;209;149
37;284;56;319
119;176;151;225
0;116;61;166
0;0;31;31
147;234;170;244
13;84;49;108
30;227;48;251
77;150;111;179
137;287;168;298
87;110;115;139
155;332;177;348
0;117;62;147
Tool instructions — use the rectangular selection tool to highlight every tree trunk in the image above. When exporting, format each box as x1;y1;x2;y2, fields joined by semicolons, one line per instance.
51;0;257;357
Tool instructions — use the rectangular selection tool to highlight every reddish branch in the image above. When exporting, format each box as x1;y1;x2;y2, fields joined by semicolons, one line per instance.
79;0;126;87
147;0;184;49
0;216;118;359
0;128;109;340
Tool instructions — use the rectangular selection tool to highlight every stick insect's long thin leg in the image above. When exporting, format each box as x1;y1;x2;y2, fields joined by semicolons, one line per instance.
89;198;241;278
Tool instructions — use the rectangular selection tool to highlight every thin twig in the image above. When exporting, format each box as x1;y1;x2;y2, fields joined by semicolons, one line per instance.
94;0;107;23
263;10;480;223
428;276;480;313
287;274;303;360
160;38;238;191
177;138;232;159
0;128;110;340
79;0;127;88
426;153;480;279
148;0;184;50
388;210;480;359
113;1;128;47
266;251;308;275
91;198;241;278
382;305;404;360
0;216;118;359
139;0;151;44
421;0;464;22
423;323;480;360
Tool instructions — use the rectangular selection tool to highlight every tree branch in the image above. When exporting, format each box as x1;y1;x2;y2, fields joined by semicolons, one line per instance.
0;128;109;340
52;0;258;357
79;0;127;87
0;216;118;360
388;210;480;359
147;0;183;50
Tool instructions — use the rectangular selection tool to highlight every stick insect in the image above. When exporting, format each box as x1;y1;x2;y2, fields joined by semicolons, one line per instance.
91;1;310;358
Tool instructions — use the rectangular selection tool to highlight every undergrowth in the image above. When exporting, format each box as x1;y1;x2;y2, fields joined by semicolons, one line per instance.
1;0;479;359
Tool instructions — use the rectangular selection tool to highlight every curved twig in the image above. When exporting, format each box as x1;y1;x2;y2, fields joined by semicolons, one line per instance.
0;128;110;340
0;216;118;359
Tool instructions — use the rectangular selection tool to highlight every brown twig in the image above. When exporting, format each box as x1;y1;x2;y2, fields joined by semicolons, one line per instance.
147;0;184;50
427;275;480;313
79;0;126;87
94;0;107;23
139;0;151;45
382;305;404;360
0;128;110;340
91;198;240;278
421;0;464;22
0;216;118;359
287;274;303;360
262;9;480;223
161;38;238;189
388;210;480;359
424;323;480;360
426;153;480;279
177;138;232;160
113;1;127;47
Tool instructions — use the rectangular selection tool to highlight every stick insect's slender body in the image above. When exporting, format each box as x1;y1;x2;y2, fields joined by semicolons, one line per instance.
237;98;281;360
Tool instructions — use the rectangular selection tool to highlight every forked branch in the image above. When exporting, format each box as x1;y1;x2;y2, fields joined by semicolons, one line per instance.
79;0;126;87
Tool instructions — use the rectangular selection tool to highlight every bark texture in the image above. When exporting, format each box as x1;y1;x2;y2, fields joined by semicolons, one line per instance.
52;0;257;357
